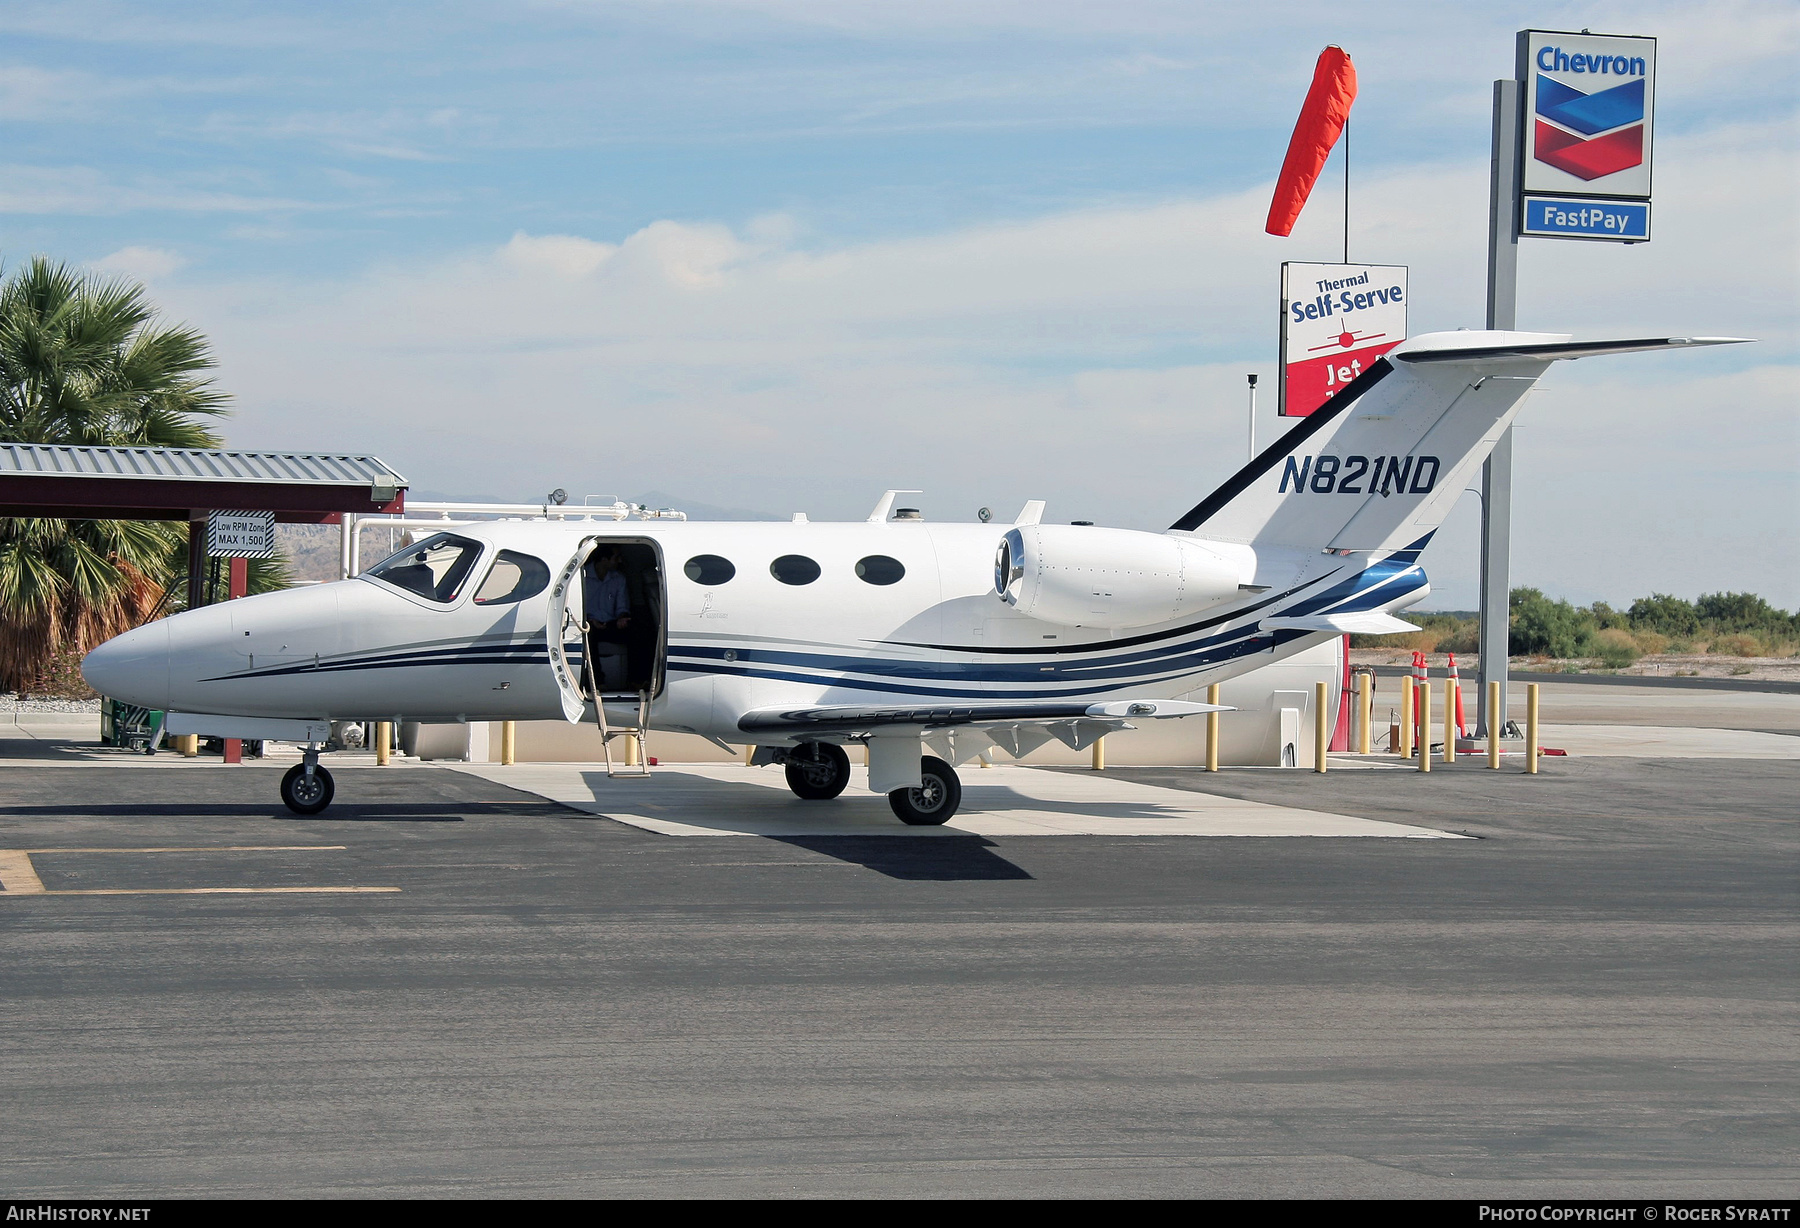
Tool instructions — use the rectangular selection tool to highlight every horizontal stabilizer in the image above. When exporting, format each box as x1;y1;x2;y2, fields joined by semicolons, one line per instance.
1263;612;1422;635
1396;336;1752;364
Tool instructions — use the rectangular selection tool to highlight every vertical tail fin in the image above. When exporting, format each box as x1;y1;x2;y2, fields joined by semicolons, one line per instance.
1171;332;1748;552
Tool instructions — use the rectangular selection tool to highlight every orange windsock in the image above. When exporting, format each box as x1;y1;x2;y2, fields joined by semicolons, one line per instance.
1265;46;1358;237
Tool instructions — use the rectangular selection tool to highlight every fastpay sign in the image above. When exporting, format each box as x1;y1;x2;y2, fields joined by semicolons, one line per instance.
1279;262;1407;417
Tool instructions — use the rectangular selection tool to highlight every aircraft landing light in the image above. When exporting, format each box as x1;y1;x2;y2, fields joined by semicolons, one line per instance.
447;763;1469;840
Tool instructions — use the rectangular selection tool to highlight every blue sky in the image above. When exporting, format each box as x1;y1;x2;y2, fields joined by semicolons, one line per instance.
3;0;1797;605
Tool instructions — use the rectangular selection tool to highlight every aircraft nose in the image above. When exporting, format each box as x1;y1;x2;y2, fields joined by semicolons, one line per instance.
82;620;172;709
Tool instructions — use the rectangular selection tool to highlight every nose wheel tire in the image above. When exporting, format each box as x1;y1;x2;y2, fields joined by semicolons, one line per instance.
280;763;335;815
888;755;961;825
785;743;852;800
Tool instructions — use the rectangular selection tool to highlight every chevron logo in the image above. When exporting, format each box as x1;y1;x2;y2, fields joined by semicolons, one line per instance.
1533;75;1646;181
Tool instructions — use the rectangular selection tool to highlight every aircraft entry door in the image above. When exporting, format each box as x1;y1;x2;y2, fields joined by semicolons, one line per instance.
545;536;668;723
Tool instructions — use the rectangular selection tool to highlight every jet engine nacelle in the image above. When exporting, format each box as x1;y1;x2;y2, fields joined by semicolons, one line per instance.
994;524;1247;629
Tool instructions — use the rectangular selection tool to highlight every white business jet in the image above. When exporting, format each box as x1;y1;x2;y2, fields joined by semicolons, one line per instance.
83;331;1745;821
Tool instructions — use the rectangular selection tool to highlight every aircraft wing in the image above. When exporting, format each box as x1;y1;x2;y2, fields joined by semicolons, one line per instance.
738;697;1229;757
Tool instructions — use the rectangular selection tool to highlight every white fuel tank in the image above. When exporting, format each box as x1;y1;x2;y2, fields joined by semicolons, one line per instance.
994;524;1247;629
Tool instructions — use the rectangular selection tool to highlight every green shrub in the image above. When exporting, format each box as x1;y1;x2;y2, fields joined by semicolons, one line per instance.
1593;627;1641;668
1429;623;1475;655
1629;629;1670;656
1709;633;1762;658
1627;593;1700;637
1695;592;1793;636
1590;601;1630;630
1510;588;1595;658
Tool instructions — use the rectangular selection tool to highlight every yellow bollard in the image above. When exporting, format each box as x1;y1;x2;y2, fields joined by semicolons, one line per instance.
1205;683;1221;772
1091;736;1105;772
375;721;391;766
1487;680;1501;770
1399;677;1414;759
744;744;755;766
501;720;516;766
177;734;199;758
1314;680;1328;773
1356;672;1372;755
1416;678;1431;773
624;734;640;767
1444;680;1457;764
1526;683;1540;774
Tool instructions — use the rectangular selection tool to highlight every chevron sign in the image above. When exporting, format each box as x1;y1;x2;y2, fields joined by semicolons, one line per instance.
1534;77;1644;179
1521;30;1655;203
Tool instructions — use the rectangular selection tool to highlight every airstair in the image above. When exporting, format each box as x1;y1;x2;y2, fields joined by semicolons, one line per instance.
581;630;652;778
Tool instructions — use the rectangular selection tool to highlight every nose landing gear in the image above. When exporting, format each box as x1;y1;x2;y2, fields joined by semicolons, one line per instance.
280;747;334;815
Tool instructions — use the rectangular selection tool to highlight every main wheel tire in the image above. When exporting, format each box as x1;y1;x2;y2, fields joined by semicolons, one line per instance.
785;743;852;800
280;763;335;815
888;755;961;825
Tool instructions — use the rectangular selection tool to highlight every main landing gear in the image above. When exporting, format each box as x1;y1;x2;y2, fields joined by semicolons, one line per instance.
280;747;334;815
775;746;963;826
887;755;960;826
785;742;852;800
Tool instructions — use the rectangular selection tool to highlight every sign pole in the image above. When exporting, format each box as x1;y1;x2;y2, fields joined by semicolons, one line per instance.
186;516;206;610
1477;77;1521;739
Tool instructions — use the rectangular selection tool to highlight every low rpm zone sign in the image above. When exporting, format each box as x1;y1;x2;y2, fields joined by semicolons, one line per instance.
207;510;276;558
1280;262;1407;417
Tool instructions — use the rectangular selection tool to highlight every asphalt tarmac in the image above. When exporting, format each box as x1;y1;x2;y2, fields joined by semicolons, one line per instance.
1;756;1794;1198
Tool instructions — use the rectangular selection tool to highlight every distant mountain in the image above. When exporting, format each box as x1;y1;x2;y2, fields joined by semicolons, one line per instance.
400;487;783;521
631;491;783;521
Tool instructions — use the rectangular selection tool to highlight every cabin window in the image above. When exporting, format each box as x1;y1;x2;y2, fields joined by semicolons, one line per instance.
770;554;821;586
473;550;551;605
854;555;905;586
366;533;483;603
683;554;736;585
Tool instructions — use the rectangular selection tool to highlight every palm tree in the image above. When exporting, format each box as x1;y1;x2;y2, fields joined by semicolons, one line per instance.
0;255;278;694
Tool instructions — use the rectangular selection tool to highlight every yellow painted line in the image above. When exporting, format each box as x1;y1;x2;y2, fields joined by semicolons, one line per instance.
0;846;391;898
0;850;47;894
4;886;400;897
22;845;348;854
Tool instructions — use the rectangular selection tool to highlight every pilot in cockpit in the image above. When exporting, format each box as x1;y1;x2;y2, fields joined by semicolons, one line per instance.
582;545;633;691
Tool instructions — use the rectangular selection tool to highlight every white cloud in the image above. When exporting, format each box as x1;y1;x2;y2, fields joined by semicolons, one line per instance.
89;245;186;280
0;164;313;216
139;111;1798;608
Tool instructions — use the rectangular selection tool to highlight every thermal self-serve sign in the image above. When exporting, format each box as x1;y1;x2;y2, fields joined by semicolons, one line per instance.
1279;262;1406;417
1519;29;1655;241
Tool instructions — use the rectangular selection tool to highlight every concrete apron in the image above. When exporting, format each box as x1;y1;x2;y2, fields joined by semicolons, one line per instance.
447;761;1468;839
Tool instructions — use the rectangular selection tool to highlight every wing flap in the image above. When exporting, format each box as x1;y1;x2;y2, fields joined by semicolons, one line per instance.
737;697;1230;737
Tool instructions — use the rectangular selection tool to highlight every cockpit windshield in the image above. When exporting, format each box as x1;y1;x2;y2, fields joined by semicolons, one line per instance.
365;533;484;603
